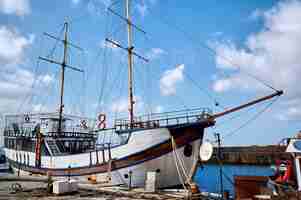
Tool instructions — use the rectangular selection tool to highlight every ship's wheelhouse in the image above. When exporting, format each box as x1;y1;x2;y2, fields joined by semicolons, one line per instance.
3;113;97;156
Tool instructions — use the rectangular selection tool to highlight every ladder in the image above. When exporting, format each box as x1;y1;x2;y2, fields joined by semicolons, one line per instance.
45;139;61;156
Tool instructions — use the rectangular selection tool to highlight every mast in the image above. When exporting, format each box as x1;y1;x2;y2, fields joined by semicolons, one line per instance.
126;0;134;127
58;22;68;134
105;2;148;127
39;22;84;134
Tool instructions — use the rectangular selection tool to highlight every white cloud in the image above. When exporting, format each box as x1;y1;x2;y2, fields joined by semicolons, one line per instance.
0;27;34;65
0;68;54;113
0;26;48;114
37;74;54;86
0;68;33;100
160;64;185;96
146;48;166;60
111;98;128;113
0;0;30;16
212;0;301;120
277;105;301;121
0;26;35;102
111;96;145;114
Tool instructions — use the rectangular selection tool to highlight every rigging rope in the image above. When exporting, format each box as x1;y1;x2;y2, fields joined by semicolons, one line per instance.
145;6;279;92
134;63;152;114
222;96;279;140
33;25;66;113
17;25;65;113
95;8;121;118
170;135;189;190
182;70;226;110
214;100;262;128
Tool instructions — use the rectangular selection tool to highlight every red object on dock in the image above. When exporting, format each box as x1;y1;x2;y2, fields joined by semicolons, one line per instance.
274;160;294;184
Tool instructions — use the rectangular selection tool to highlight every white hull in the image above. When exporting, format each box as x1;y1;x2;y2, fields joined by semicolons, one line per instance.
107;139;200;188
5;127;203;188
10;139;200;188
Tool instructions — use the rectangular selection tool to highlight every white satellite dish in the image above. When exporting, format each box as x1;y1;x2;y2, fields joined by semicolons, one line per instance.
199;142;213;161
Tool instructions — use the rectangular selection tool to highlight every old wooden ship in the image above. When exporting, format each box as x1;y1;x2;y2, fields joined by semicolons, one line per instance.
2;0;283;189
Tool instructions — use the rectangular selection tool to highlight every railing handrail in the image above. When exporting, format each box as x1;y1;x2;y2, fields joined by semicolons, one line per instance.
115;107;212;124
114;107;212;130
4;129;96;139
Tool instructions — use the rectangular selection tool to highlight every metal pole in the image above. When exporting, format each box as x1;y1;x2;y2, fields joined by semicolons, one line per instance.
215;133;223;199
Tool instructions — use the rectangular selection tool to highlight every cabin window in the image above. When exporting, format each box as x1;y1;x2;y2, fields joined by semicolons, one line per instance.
96;129;131;148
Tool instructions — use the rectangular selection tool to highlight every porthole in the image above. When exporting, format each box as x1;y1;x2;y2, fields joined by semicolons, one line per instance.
183;144;193;157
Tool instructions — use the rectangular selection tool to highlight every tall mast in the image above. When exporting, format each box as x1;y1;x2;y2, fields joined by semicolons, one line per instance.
58;22;68;134
126;0;134;127
105;2;148;127
39;22;84;134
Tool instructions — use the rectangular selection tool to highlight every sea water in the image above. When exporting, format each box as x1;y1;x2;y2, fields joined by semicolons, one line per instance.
194;164;274;195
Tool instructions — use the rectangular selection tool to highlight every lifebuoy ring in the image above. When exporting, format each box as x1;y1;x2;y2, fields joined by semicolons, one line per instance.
24;114;30;123
97;113;106;129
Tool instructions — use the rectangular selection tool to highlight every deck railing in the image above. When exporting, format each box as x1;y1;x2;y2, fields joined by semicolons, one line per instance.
114;107;213;131
4;128;96;139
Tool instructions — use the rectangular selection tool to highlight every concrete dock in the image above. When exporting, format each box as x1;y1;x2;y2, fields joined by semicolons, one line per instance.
0;175;218;200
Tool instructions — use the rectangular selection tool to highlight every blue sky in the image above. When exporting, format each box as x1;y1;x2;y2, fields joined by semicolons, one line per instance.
0;0;300;145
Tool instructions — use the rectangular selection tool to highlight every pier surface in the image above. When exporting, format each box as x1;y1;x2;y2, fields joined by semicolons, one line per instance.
0;175;198;200
0;180;150;200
